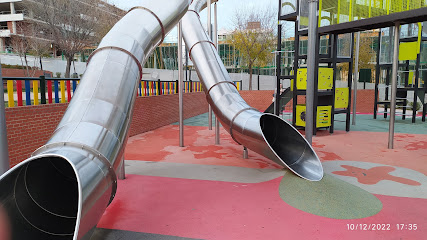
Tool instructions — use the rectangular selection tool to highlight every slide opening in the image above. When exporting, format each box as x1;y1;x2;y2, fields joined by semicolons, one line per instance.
0;157;78;240
260;114;323;181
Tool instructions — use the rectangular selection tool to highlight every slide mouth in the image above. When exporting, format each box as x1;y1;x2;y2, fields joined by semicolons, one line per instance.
260;114;324;181
0;157;78;240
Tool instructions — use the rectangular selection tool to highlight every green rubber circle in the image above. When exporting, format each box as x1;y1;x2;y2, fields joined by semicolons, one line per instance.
279;171;383;219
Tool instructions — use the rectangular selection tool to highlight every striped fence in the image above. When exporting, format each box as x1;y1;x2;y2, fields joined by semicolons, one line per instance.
2;76;243;107
137;80;243;97
3;77;79;107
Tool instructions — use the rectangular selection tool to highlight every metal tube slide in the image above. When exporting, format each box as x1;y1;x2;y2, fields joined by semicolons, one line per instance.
0;1;190;239
182;0;323;181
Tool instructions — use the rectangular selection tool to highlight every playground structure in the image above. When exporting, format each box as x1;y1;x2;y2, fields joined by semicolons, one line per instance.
276;0;427;133
0;0;323;239
374;24;427;122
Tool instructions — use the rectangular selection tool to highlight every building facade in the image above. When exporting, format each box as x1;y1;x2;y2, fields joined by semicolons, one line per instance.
0;0;24;51
0;0;124;53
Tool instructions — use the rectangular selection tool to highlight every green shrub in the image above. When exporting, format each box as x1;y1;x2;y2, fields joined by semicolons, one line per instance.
409;101;421;111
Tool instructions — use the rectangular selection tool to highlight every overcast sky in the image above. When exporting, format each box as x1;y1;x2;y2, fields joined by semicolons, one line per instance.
105;0;279;42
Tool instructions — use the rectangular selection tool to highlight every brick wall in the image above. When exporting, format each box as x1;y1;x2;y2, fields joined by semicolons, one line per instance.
2;68;53;77
240;90;274;112
129;92;208;136
5;92;208;167
3;90;375;167
350;89;375;114
5;104;67;167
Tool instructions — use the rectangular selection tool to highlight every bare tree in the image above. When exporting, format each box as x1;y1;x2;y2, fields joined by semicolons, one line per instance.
28;36;51;73
93;1;124;44
231;6;276;90
10;23;36;77
25;0;106;77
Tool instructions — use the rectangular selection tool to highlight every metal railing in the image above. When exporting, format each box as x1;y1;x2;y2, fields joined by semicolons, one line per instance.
2;76;243;107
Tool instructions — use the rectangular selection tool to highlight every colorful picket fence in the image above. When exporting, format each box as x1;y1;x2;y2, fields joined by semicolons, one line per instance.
137;80;205;97
3;77;79;107
137;80;242;97
3;77;243;107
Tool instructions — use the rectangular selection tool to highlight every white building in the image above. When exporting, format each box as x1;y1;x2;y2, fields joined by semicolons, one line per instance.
0;0;24;51
0;0;125;53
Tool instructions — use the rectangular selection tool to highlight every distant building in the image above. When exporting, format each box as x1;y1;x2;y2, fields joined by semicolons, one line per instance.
0;0;125;53
0;0;24;51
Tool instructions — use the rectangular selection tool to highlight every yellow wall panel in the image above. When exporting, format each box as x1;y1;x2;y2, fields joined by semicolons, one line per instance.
318;68;333;90
295;105;332;127
399;42;419;61
335;88;349;108
296;68;333;90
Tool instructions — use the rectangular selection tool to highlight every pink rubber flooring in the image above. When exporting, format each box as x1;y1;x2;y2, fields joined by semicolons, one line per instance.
99;121;427;239
98;175;426;240
125;125;281;169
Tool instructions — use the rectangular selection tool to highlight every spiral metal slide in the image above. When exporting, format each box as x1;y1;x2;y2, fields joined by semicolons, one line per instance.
182;0;323;180
0;0;323;239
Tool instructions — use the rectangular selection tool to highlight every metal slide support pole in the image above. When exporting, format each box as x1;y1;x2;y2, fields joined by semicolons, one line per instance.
275;24;282;116
214;2;220;145
352;31;360;125
305;0;319;144
0;65;10;175
243;147;248;159
179;21;184;147
388;22;400;149
207;0;213;130
118;156;125;180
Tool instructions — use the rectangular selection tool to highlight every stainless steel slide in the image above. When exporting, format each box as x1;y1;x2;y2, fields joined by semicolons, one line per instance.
0;1;190;239
182;0;323;181
0;0;323;239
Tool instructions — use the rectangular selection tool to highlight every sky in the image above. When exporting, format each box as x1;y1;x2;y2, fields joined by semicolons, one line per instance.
105;0;279;42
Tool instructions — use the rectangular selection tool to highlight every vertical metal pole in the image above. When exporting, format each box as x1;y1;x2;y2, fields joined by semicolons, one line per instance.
275;0;282;116
178;21;184;147
305;0;319;144
243;147;248;159
0;65;10;175
118;156;125;180
273;52;280;116
388;22;400;149
40;75;47;104
373;30;381;119
214;2;220;145
352;32;360;125
275;24;282;116
185;48;189;81
412;54;421;123
207;0;213;130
